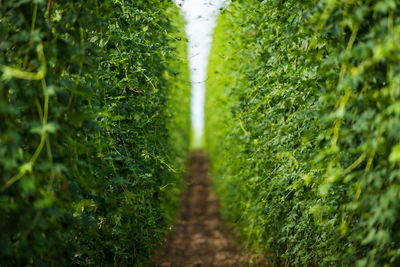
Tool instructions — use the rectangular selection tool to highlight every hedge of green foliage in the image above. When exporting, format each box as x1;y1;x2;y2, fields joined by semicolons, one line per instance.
205;0;400;266
0;0;190;265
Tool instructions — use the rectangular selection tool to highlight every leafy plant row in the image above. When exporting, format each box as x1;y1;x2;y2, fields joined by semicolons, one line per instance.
205;0;400;266
0;0;190;265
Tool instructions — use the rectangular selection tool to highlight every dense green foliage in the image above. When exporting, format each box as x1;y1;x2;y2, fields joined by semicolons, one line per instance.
206;0;400;266
0;0;190;265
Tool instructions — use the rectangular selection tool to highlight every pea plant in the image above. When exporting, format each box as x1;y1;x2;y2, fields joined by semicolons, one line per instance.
0;0;190;265
206;0;400;266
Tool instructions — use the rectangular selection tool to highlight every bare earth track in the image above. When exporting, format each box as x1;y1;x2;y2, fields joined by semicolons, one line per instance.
152;150;266;267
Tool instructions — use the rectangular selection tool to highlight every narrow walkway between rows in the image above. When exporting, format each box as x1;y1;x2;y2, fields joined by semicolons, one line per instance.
153;150;265;266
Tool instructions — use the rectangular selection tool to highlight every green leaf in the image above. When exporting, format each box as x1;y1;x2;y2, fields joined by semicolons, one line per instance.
30;122;59;135
389;143;400;163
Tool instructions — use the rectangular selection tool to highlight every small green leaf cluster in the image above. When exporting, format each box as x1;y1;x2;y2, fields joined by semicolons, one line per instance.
0;0;190;265
206;0;400;266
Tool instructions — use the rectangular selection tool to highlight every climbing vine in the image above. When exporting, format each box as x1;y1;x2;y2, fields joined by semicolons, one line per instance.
0;0;190;265
206;0;400;266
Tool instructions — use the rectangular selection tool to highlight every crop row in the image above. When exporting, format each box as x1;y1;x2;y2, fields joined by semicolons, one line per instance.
206;0;400;266
0;0;190;265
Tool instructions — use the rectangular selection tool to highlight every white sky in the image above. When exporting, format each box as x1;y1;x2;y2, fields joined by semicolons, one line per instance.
174;0;225;146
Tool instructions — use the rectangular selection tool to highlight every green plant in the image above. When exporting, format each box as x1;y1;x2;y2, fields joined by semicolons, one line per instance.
0;0;190;265
206;0;400;266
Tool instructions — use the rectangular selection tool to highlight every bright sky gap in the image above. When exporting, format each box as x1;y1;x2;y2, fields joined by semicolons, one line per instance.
174;0;225;146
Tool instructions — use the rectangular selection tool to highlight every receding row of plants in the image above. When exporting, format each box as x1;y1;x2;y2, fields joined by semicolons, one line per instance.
0;0;190;265
206;0;400;266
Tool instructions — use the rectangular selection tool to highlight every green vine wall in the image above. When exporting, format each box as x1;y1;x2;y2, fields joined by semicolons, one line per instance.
206;0;400;266
0;0;190;265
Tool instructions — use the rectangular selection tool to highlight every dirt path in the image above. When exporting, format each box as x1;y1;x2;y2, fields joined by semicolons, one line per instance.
153;150;266;267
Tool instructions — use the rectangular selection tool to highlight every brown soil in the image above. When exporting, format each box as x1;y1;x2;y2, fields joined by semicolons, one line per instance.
152;150;267;267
